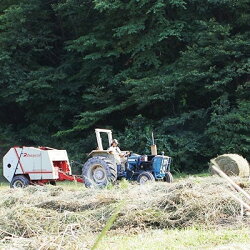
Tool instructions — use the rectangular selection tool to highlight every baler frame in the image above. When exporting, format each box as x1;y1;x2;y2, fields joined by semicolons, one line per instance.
3;146;83;187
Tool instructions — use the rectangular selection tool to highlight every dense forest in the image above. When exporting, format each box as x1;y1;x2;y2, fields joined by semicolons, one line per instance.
0;0;249;172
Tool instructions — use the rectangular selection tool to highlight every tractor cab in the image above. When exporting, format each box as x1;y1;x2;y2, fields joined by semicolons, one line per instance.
88;128;113;157
88;129;128;158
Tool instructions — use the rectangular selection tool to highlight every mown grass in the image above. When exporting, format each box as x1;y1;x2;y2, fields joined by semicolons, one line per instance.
0;171;211;187
100;227;250;249
0;173;250;250
0;172;249;249
173;171;210;179
1;227;249;250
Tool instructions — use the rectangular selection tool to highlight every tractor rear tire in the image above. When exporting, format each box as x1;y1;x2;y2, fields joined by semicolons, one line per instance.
164;172;173;183
137;171;155;185
10;175;30;188
82;157;117;188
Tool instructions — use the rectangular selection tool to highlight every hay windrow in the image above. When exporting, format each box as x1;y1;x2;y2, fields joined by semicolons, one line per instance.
36;197;117;212
0;176;250;248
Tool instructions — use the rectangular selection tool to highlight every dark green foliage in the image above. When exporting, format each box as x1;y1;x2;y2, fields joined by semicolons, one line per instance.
207;98;250;155
0;0;249;172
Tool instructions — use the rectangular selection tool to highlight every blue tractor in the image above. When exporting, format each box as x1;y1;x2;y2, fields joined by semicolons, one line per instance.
125;153;172;184
82;129;173;187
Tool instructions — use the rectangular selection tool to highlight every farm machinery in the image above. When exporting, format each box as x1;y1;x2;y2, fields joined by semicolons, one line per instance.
2;129;173;188
82;129;173;187
3;146;83;188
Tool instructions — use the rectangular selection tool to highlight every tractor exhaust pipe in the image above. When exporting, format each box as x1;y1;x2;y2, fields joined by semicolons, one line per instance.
151;132;157;156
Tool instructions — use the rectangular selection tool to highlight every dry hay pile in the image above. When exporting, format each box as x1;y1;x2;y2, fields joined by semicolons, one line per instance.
210;154;250;177
0;177;249;249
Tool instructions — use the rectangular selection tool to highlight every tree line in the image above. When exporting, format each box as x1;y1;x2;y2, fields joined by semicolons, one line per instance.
0;0;249;172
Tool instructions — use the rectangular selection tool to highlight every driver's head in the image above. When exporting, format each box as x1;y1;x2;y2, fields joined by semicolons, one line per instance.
111;139;118;146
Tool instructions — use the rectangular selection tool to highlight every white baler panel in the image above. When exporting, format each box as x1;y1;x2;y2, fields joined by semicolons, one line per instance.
3;147;72;183
20;147;42;180
3;148;21;182
47;150;69;161
41;151;57;180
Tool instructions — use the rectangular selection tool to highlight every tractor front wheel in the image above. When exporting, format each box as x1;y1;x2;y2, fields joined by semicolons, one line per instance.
10;175;30;188
164;172;173;183
137;171;155;185
82;157;117;188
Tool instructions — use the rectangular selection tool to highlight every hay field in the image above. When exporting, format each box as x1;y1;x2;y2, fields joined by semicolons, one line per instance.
0;176;250;249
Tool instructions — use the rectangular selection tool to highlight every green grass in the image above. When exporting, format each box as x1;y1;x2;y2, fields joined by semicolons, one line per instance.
0;166;6;183
173;171;210;179
99;227;250;250
0;182;8;190
0;166;8;190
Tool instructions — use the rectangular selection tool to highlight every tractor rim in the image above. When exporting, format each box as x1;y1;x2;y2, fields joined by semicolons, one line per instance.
13;180;25;188
91;165;107;184
140;175;150;184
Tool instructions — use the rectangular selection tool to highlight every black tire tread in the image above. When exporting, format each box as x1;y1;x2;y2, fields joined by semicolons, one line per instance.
82;156;117;188
137;171;155;184
164;172;173;183
10;175;30;188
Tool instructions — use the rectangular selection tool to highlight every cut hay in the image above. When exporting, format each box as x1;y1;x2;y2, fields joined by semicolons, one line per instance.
0;177;249;249
210;154;250;177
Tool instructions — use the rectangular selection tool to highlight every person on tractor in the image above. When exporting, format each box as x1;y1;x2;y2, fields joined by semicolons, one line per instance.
108;139;122;163
108;139;128;174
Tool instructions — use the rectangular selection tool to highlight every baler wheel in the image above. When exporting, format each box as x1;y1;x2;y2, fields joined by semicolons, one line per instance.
82;157;117;188
137;171;155;185
10;175;30;188
164;172;173;183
